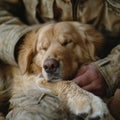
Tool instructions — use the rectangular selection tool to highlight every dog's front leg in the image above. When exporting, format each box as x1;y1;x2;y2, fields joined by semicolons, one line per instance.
39;79;113;120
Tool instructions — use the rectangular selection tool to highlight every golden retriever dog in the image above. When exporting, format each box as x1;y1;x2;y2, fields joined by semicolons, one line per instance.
0;22;113;120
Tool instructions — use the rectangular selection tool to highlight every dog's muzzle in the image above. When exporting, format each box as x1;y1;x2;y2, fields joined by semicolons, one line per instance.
43;58;59;74
43;58;60;81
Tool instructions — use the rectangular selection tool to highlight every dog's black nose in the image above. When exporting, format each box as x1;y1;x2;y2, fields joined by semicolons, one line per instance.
43;58;59;74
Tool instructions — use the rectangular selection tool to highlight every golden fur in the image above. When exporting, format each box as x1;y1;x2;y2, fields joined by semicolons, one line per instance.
0;22;114;119
18;22;104;79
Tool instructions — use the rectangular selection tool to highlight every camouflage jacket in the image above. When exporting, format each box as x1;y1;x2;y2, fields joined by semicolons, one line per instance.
0;0;120;96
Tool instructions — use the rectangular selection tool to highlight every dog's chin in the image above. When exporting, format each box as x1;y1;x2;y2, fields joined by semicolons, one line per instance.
44;74;75;82
47;79;63;82
45;77;62;82
42;69;77;82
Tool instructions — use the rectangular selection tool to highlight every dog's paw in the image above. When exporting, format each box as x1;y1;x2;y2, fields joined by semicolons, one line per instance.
68;93;109;120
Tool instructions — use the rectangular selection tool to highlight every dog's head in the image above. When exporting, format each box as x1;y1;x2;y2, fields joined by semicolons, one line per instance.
18;22;104;81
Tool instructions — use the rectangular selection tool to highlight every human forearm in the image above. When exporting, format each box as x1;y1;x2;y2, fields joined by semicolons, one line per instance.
0;8;40;65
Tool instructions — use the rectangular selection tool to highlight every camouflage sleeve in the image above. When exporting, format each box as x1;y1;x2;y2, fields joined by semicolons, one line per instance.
94;45;120;97
0;2;40;66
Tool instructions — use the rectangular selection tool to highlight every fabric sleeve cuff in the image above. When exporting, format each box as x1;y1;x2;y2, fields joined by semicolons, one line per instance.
0;24;41;66
93;59;114;97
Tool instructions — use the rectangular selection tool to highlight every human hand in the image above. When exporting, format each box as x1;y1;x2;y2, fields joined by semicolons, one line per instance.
72;64;107;97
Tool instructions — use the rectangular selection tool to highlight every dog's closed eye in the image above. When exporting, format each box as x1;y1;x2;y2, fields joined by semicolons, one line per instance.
41;46;48;51
60;37;73;47
61;40;72;46
38;39;50;51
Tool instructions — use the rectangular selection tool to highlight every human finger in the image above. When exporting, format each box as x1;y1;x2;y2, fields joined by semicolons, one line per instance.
82;83;105;97
75;65;87;77
82;83;94;91
72;73;91;87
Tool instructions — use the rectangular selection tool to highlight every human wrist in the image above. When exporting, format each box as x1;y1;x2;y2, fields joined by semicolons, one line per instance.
93;59;113;97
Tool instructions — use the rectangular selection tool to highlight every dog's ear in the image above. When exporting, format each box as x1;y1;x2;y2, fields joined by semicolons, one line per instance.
73;22;104;62
18;30;39;74
86;28;104;60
